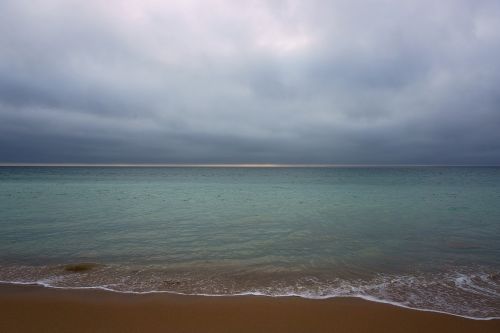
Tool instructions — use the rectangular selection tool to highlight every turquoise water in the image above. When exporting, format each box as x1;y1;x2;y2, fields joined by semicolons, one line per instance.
0;167;499;318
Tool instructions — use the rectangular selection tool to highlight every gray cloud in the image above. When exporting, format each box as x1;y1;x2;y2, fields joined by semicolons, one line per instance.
1;0;500;164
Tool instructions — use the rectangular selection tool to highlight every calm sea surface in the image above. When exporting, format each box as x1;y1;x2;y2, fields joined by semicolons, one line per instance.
0;167;499;318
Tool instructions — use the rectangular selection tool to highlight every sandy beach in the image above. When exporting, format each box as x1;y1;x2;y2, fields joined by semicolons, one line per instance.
1;284;498;333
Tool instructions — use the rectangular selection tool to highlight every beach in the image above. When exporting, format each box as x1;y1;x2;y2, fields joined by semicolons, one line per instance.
2;0;500;330
1;284;499;333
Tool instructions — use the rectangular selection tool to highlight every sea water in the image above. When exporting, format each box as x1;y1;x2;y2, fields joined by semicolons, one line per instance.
0;166;499;318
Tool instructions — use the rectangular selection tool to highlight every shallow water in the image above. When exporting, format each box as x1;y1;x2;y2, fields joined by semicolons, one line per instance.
0;166;499;318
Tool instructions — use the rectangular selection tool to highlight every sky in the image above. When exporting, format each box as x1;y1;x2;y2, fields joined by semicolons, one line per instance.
1;0;500;164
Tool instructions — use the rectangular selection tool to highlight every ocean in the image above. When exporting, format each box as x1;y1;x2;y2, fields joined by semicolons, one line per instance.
0;166;499;319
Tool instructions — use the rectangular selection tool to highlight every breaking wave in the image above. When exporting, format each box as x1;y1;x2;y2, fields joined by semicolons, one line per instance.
0;264;499;320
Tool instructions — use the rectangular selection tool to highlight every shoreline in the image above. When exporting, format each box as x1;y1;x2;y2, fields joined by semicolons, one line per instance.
1;283;499;333
1;280;498;321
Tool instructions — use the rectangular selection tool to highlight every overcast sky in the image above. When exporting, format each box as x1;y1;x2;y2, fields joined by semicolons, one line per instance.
1;0;500;164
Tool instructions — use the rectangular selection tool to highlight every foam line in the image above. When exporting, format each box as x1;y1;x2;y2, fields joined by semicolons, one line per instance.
0;280;498;321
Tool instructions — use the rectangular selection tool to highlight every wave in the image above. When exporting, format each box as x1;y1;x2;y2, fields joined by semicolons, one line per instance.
0;264;498;320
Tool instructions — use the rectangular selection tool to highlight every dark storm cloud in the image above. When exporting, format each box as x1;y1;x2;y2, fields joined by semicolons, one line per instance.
1;0;500;164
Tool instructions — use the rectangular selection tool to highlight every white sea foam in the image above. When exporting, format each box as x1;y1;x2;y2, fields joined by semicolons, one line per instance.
1;266;498;320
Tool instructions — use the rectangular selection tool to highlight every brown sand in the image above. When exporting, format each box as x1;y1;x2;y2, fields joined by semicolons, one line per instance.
0;284;498;333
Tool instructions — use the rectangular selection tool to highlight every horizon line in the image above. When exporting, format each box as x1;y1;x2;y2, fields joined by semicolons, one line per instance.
0;163;499;168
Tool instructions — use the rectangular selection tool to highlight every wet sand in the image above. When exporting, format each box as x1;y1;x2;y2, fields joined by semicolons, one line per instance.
1;284;498;333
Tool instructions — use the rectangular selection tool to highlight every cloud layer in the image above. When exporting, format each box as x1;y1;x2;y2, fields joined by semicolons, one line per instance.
1;0;500;164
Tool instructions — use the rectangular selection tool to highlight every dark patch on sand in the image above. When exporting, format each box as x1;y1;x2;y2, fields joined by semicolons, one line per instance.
64;263;100;273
